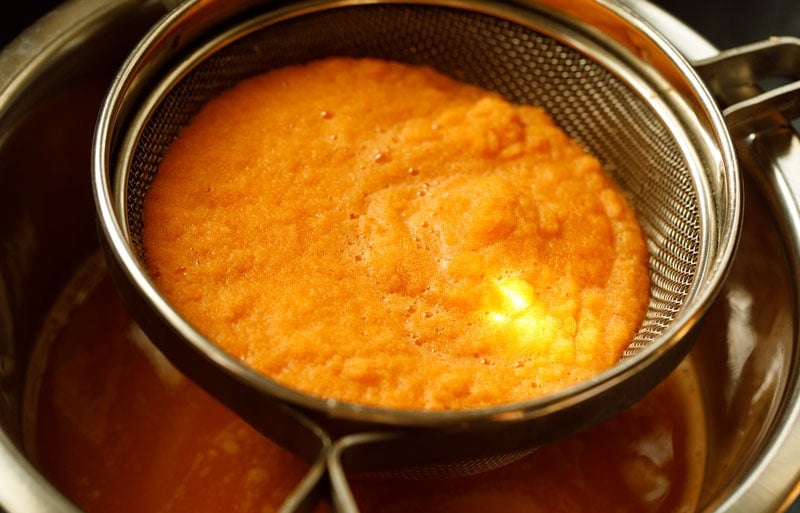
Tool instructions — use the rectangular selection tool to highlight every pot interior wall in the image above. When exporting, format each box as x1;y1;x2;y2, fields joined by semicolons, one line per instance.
0;1;798;512
0;0;167;448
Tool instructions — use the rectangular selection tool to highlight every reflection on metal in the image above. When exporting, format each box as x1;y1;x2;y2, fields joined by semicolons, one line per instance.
0;0;798;512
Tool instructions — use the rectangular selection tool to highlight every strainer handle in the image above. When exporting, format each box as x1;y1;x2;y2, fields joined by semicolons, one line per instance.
326;432;443;513
693;37;800;138
325;429;537;513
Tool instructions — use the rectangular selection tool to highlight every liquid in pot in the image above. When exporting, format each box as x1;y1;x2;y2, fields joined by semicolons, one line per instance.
22;253;706;513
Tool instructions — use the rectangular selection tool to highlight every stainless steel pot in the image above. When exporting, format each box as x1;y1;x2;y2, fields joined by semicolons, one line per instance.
0;0;799;512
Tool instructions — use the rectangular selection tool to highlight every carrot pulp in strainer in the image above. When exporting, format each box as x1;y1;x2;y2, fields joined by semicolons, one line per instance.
142;57;650;410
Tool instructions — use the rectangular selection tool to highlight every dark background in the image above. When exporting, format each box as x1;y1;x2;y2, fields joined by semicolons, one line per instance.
1;0;62;49
655;0;800;49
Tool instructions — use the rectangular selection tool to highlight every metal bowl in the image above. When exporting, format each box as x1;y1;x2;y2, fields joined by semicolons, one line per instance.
0;0;799;511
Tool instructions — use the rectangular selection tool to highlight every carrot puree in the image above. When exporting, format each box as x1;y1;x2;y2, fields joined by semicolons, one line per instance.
142;56;650;410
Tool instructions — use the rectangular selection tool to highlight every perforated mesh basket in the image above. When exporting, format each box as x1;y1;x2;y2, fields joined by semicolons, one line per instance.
93;0;741;493
123;4;706;358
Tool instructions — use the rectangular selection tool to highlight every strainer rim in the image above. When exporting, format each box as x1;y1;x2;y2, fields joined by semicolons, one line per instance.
91;0;742;430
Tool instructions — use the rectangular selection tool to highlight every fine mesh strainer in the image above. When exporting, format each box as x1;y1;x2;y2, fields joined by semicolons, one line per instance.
92;0;741;510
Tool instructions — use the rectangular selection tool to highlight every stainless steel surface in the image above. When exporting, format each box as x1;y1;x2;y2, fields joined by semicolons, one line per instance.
638;6;800;510
693;37;800;140
92;2;742;491
0;0;799;512
0;1;170;511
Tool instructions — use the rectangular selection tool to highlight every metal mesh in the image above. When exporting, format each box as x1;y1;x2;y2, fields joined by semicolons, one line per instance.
125;3;700;362
363;448;534;480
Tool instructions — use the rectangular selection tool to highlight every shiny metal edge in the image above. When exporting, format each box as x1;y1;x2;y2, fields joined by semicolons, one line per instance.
94;0;741;432
0;0;160;119
1;0;798;512
624;1;800;510
708;129;800;512
0;2;169;512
